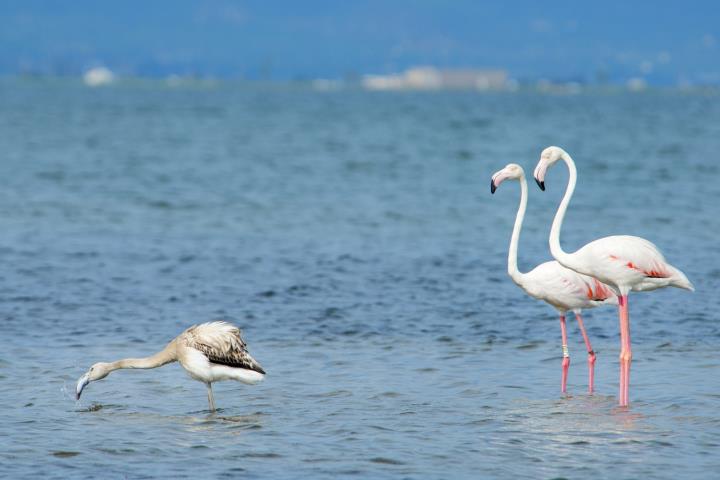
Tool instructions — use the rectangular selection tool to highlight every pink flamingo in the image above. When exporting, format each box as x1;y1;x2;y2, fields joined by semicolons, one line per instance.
533;146;694;406
491;163;617;394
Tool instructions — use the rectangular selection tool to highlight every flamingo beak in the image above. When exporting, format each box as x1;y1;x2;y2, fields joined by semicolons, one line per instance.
533;161;547;191
490;170;509;194
76;373;90;400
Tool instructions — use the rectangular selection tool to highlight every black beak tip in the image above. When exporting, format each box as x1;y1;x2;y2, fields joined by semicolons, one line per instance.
535;178;545;191
490;179;497;194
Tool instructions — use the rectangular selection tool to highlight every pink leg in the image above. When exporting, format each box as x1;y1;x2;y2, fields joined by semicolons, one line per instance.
559;314;570;394
618;295;632;406
574;312;596;394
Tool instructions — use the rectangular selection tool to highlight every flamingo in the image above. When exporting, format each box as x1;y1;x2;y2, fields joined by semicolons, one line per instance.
491;163;617;394
76;322;265;412
533;146;694;406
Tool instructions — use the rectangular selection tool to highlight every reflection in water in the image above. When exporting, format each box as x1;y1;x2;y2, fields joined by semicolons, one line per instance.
187;412;265;433
503;395;649;445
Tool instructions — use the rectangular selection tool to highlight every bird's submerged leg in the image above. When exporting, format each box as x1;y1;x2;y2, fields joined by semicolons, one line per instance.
618;295;632;407
574;312;596;394
559;314;570;394
206;383;216;412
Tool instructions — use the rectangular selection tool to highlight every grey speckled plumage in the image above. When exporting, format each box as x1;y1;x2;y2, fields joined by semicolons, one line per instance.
181;321;266;374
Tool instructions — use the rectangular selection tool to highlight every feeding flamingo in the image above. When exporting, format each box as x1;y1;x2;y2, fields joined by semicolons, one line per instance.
533;146;693;406
491;163;616;394
76;322;265;412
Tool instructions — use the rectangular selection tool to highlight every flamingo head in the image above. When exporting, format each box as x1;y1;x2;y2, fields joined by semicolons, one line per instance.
490;163;524;194
533;146;566;191
75;362;112;400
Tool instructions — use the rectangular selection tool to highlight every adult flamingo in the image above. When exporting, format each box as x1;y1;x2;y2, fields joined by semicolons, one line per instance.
491;163;616;394
533;146;694;406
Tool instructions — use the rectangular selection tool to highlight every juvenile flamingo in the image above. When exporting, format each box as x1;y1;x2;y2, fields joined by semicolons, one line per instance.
491;163;616;394
533;146;694;406
76;322;265;411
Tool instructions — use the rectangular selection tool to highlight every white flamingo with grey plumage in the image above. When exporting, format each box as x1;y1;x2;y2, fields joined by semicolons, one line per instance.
76;322;265;411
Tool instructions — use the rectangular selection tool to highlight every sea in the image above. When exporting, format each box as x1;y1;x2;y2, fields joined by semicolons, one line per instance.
0;78;719;479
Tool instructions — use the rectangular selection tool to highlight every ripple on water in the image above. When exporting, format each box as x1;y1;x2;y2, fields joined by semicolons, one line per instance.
51;451;81;458
368;457;405;465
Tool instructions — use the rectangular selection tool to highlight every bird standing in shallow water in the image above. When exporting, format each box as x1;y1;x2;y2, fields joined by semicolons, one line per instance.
491;163;617;394
76;322;265;412
533;146;693;407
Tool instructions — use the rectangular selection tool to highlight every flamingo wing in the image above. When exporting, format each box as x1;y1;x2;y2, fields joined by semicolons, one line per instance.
184;322;266;374
583;235;673;278
524;261;616;310
574;235;693;291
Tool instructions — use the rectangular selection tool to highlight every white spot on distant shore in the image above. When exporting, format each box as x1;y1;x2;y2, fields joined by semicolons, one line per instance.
83;67;114;87
627;77;647;92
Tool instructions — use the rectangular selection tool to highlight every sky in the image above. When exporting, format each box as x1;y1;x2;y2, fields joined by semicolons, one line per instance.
1;0;718;84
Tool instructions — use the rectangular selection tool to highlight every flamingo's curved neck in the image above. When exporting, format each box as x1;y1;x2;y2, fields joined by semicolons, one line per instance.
549;151;577;267
507;174;528;286
111;341;178;371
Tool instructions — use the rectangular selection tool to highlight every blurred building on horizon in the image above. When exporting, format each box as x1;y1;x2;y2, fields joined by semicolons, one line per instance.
362;67;509;91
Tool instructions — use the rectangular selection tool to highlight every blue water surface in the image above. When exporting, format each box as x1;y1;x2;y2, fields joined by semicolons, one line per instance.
0;79;718;479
